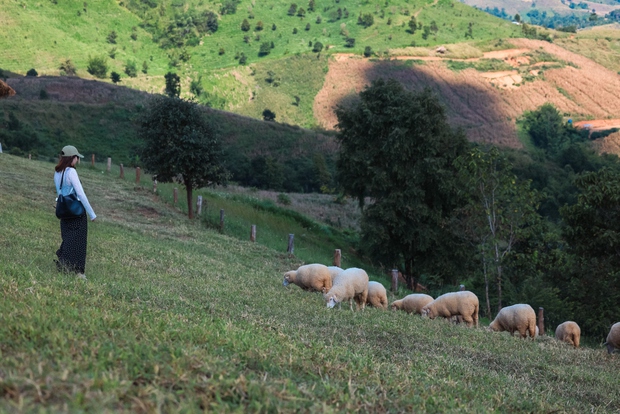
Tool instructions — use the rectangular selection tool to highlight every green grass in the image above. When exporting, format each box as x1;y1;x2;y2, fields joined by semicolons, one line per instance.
2;153;620;412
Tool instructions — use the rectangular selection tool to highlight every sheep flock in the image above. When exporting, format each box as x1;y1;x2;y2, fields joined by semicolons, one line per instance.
283;263;619;354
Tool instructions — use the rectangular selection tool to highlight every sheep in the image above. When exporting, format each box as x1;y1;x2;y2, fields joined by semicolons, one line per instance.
366;281;388;309
604;322;620;354
555;321;581;348
390;294;434;315
283;263;333;293
421;291;479;328
489;304;536;339
324;267;369;311
327;266;344;284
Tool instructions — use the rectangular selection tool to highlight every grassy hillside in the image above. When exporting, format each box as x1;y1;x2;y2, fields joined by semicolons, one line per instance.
0;0;522;127
2;154;620;412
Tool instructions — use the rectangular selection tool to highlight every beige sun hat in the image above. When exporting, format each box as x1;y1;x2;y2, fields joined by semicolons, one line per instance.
61;145;84;158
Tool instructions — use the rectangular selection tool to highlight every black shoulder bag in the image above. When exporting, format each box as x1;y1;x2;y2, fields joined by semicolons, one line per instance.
55;168;85;219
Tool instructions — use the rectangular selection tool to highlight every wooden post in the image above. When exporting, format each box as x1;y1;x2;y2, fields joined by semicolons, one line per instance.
28;154;31;160
196;196;203;215
173;188;178;204
91;154;95;167
119;163;125;179
287;234;294;254
153;179;157;193
391;269;399;294
333;249;341;267
220;209;225;233
135;167;141;184
107;157;111;172
250;225;256;242
538;307;545;336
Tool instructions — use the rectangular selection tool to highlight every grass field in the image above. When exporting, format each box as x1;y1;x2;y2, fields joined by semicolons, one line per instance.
2;153;620;412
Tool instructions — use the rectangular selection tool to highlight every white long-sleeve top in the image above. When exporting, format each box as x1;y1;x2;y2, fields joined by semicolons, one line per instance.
54;167;97;220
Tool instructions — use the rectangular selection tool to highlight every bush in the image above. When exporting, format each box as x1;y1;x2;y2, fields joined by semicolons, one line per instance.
345;37;356;48
142;61;148;74
59;59;77;76
241;19;250;31
312;41;323;53
259;42;272;56
124;61;138;77
111;71;121;83
262;109;276;121
107;30;117;44
39;89;48;99
87;55;108;79
277;193;292;205
26;68;38;77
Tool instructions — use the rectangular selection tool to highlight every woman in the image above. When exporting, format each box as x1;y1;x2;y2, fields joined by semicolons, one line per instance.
54;145;96;279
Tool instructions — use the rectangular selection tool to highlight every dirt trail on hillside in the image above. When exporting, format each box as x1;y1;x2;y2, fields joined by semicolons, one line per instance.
314;39;620;150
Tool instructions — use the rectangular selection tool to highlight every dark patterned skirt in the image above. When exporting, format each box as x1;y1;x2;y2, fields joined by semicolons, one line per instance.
56;215;88;274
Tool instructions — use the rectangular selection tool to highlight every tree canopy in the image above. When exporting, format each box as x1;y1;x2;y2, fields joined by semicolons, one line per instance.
138;96;228;219
335;78;470;290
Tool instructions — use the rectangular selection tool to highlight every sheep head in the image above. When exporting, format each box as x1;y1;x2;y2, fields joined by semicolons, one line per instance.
390;300;402;311
282;271;296;287
421;306;433;318
325;293;339;308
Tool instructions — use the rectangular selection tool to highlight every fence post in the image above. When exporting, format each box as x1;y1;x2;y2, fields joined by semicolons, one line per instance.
28;154;31;160
333;249;341;267
107;157;111;173
250;225;256;242
220;209;225;233
91;154;95;167
196;196;203;215
287;234;294;254
119;163;124;179
538;307;545;336
173;188;178;204
391;269;399;294
135;167;141;184
153;179;157;193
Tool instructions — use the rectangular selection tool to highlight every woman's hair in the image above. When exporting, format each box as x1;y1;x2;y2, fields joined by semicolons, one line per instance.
55;156;76;172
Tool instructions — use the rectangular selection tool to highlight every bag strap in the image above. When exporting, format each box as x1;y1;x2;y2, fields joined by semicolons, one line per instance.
60;169;65;191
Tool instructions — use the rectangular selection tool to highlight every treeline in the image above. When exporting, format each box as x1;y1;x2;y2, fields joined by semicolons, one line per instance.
334;79;620;338
482;6;609;31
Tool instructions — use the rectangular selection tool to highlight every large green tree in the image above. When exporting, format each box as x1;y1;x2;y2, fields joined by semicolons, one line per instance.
138;96;228;219
335;78;470;290
560;167;620;336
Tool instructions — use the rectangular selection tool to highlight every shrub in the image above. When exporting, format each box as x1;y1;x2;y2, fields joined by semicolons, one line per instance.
262;109;276;121
272;23;277;30
316;15;322;24
124;61;138;77
364;46;373;57
142;61;148;74
110;71;121;83
288;3;298;16
293;28;298;34
39;89;48;99
59;59;77;76
26;68;38;77
239;53;247;65
256;21;264;31
259;42;271;56
107;30;117;44
312;41;323;52
345;37;356;48
277;193;292;205
219;48;225;55
305;23;311;31
87;55;108;79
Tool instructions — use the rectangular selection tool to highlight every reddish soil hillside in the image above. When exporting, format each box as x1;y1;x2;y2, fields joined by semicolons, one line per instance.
314;38;620;149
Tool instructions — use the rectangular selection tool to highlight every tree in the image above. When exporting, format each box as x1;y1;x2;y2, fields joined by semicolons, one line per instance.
408;16;417;34
560;167;620;336
297;7;306;17
522;103;569;154
138;96;228;219
59;59;77;76
305;23;311;31
110;71;121;83
308;0;315;12
124;61;138;77
142;60;148;74
312;41;323;52
87;55;108;79
514;13;521;22
262;108;276;121
107;30;117;44
288;3;298;16
164;72;181;97
241;19;250;31
454;146;540;315
335;78;470;290
259;42;271;56
345;37;355;47
256;21;264;31
26;69;38;77
363;46;373;57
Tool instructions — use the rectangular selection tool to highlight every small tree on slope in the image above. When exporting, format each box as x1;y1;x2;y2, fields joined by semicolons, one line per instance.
138;96;228;219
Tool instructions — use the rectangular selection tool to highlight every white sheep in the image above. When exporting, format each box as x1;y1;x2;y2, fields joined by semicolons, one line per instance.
391;294;434;315
421;291;479;328
555;321;581;348
283;263;333;293
324;267;369;311
489;304;536;339
327;266;344;284
366;281;388;309
604;322;620;354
